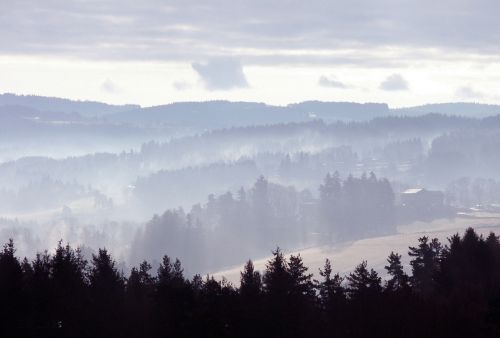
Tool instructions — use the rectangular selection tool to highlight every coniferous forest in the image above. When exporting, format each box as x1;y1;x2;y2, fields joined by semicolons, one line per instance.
1;227;500;338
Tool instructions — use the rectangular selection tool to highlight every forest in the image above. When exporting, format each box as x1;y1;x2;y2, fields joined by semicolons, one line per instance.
1;105;498;274
1;227;499;337
130;173;398;273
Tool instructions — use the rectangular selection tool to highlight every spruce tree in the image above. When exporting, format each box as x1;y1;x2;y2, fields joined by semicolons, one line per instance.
408;236;441;294
384;252;409;292
240;260;262;298
288;254;314;298
346;261;382;298
316;258;344;308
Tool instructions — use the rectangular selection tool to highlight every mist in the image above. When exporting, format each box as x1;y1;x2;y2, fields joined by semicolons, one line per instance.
0;95;498;278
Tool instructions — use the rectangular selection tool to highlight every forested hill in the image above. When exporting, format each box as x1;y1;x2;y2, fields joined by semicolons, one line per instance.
1;227;500;337
0;93;139;117
4;93;500;128
108;101;389;127
394;102;500;118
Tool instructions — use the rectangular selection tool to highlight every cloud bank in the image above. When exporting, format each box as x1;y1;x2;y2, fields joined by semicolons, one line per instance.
2;0;500;66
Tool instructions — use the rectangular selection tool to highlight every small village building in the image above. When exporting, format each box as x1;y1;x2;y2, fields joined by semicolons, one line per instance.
401;188;444;212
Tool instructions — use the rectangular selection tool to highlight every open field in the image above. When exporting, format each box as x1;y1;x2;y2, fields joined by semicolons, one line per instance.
213;213;500;285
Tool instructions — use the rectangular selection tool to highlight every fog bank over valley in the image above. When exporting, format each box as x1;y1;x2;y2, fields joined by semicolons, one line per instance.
2;94;500;275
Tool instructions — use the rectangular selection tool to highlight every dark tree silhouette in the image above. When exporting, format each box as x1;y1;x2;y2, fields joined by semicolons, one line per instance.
0;239;24;335
239;260;261;299
50;241;89;336
3;228;500;337
408;236;441;294
385;252;410;292
88;248;125;336
316;259;345;307
346;261;382;299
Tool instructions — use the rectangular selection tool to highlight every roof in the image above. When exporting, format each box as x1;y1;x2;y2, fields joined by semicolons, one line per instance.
402;188;424;194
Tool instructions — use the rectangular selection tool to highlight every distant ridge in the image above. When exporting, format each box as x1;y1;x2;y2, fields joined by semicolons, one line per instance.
0;93;139;117
109;100;389;128
393;102;500;118
3;93;500;127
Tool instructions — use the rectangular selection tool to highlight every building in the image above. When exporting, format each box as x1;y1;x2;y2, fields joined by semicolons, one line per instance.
400;188;444;216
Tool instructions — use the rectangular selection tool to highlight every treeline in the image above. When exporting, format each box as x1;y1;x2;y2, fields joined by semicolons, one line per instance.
0;113;480;193
0;176;111;213
2;228;500;337
446;176;500;207
131;173;396;272
425;130;500;182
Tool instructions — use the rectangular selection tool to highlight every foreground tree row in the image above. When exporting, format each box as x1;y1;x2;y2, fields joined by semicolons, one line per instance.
1;228;500;337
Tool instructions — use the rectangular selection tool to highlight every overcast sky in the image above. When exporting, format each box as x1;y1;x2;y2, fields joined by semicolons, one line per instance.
1;0;500;107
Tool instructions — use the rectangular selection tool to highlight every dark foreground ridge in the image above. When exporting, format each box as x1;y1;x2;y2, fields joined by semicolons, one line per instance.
1;227;500;337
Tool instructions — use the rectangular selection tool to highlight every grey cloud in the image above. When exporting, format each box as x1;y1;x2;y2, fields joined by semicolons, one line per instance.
455;85;484;99
192;59;248;90
379;74;409;91
318;76;347;89
100;79;121;94
2;0;500;65
173;81;191;91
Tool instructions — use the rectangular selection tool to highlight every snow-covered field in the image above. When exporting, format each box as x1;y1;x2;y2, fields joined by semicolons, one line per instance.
212;214;500;285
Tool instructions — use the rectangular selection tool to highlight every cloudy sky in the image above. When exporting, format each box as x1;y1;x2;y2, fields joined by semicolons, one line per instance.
1;0;500;107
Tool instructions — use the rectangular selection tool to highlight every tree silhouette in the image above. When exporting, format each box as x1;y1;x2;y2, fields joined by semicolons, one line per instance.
88;248;125;336
238;260;262;338
316;259;345;308
50;241;88;336
155;256;191;337
385;252;410;292
1;228;500;337
408;236;441;295
0;239;23;334
263;247;289;297
346;261;382;299
240;260;261;299
288;254;314;299
126;261;155;337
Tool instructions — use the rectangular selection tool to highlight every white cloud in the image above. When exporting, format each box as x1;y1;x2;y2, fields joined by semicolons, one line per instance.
379;74;409;91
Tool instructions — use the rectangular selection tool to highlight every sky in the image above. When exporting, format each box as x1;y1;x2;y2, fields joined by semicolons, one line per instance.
1;0;500;107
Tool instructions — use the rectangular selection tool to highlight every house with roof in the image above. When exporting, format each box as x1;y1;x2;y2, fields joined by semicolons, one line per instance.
400;188;444;217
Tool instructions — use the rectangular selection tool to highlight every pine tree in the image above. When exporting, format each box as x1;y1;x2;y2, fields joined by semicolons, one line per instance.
288;254;314;298
50;241;89;335
155;256;190;337
89;248;124;294
384;252;409;292
319;172;342;241
127;261;156;301
89;248;125;336
0;239;24;333
346;261;382;298
126;261;155;338
263;247;290;297
240;260;261;298
316;258;344;308
408;236;441;294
